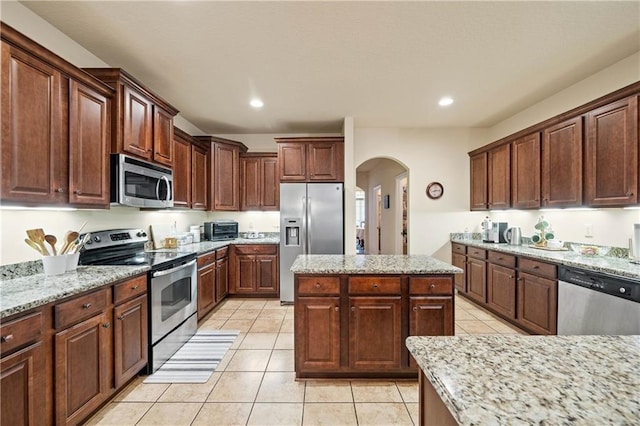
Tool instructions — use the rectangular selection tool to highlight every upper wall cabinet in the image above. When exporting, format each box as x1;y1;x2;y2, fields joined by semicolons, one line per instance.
194;136;248;211
511;133;541;209
469;153;488;210
1;23;113;208
541;116;583;208
84;68;178;167
487;144;511;209
275;137;344;182
585;96;638;206
240;153;279;211
174;128;209;210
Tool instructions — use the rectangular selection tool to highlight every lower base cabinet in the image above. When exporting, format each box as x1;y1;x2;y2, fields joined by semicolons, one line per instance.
231;244;278;295
295;297;341;371
517;272;557;334
216;254;229;301
487;263;516;319
114;294;148;388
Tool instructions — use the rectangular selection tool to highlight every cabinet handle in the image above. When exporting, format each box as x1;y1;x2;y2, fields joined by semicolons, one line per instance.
103;322;110;328
132;285;139;290
55;188;65;193
498;257;503;260
315;283;321;288
334;306;339;311
82;303;92;309
429;284;435;290
1;334;14;343
626;192;634;196
351;307;355;311
118;315;125;321
413;307;417;311
372;284;378;288
533;266;540;270
73;190;82;195
517;277;523;281
509;275;514;279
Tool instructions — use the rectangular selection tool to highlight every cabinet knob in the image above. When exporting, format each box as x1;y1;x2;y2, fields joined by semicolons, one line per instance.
315;283;321;288
132;285;139;290
82;303;92;309
118;315;125;321
372;284;378;288
517;277;523;281
509;275;514;279
55;188;65;193
73;190;82;195
429;284;435;290
1;334;14;343
334;306;339;311
533;266;539;270
498;257;503;260
413;307;417;311
351;306;355;311
103;322;110;328
626;192;634;197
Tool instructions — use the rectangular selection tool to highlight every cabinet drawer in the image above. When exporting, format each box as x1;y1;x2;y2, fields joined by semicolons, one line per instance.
488;251;516;268
348;277;401;294
409;277;453;295
298;276;340;295
113;275;147;305
0;311;43;355
197;251;217;267
467;247;487;260
55;289;109;329
234;244;277;255
451;243;466;255
519;257;557;279
216;246;229;259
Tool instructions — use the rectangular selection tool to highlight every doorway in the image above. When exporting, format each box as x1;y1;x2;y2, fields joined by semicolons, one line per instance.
374;185;382;254
396;173;408;254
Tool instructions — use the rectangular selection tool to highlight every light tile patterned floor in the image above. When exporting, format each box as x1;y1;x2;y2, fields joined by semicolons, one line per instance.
88;294;526;425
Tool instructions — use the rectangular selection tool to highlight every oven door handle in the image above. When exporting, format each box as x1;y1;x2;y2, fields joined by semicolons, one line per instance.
152;259;196;278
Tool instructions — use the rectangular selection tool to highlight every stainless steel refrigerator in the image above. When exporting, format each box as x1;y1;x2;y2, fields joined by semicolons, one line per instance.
280;183;344;303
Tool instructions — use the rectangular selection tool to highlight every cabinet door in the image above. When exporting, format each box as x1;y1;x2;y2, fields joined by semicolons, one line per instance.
197;263;216;320
308;142;344;182
487;144;511;209
1;42;66;204
240;156;261;210
153;106;174;167
466;258;487;304
349;297;401;370
68;80;110;206
256;255;278;293
278;143;306;181
511;133;541;209
122;84;153;160
55;312;111;425
295;297;340;370
234;255;256;293
409;297;453;337
172;133;192;208
1;342;46;426
261;156;279;210
114;294;148;388
191;144;209;210
541;117;583;207
212;143;239;210
517;272;557;335
216;256;229;301
585;97;638;206
469;153;488;210
487;263;516;319
451;253;467;293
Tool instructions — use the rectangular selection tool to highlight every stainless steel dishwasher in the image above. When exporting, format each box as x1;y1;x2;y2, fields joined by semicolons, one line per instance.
557;266;640;335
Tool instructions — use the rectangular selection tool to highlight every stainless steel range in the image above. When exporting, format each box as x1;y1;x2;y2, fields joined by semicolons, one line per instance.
80;229;198;373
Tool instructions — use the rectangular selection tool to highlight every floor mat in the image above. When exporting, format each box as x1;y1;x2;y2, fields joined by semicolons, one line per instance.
143;330;239;384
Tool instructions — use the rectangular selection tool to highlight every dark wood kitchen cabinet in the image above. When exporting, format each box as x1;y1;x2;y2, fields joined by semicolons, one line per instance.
295;294;341;371
487;263;517;320
84;68;178;167
1;24;113;208
230;244;279;295
585;96;638;206
469;152;488;210
276;137;344;182
511;132;541;209
466;248;487;304
197;251;217;320
517;258;557;335
541;116;583;207
451;243;467;293
487;144;511;209
172;128;192;208
191;141;209;210
216;247;230;302
240;153;279;211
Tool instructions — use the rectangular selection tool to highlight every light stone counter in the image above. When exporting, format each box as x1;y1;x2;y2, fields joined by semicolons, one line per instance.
452;238;640;281
291;254;462;274
406;335;640;425
0;265;149;319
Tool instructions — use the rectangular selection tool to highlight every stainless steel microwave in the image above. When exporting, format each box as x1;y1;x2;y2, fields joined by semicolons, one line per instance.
110;154;173;208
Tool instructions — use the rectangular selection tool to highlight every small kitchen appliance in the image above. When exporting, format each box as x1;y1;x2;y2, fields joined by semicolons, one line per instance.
204;220;238;241
483;222;508;243
503;227;522;246
111;154;173;208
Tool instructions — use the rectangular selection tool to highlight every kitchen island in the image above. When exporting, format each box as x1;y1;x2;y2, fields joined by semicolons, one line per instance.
406;334;640;425
291;254;462;378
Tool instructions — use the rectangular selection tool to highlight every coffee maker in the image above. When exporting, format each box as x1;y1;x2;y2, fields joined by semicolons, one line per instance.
483;222;508;243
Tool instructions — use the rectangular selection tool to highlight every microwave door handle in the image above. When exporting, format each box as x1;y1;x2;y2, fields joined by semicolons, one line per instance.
161;176;171;201
155;178;161;201
152;259;197;278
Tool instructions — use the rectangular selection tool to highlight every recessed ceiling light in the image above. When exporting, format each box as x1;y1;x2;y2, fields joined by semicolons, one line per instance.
250;98;264;108
438;97;454;106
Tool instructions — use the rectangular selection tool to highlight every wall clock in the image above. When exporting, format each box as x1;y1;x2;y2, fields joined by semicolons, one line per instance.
426;182;444;199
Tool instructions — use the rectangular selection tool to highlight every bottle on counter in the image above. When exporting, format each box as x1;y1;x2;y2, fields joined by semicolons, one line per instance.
463;227;472;240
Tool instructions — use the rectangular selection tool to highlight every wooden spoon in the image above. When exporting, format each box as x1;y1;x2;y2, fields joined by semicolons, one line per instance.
26;228;49;255
61;231;79;255
24;238;45;255
44;234;58;255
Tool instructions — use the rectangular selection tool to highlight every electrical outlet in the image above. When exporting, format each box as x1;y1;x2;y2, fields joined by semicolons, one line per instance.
585;224;593;238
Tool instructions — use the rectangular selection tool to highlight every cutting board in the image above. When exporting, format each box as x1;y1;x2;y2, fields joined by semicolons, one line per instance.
150;223;176;249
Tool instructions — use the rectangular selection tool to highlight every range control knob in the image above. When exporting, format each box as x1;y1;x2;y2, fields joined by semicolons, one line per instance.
94;236;101;243
620;287;626;294
136;231;147;238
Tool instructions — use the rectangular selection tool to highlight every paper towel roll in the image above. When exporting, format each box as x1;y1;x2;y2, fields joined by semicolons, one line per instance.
634;224;640;258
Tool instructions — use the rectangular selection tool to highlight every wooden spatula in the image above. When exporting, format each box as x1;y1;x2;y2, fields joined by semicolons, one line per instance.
26;228;49;255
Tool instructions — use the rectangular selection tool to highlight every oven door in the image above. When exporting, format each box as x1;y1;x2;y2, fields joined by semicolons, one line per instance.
150;258;197;344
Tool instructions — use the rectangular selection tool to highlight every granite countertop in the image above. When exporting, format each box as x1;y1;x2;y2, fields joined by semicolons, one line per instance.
452;238;640;281
0;265;149;319
0;237;280;319
291;254;462;274
406;335;640;425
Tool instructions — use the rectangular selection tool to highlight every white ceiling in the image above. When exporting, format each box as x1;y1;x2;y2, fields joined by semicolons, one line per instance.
20;1;640;135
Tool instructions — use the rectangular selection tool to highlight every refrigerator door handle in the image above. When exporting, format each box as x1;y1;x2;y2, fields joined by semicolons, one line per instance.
306;196;312;254
301;195;307;254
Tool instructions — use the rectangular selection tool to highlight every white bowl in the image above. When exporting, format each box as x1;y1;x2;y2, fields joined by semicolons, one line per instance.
546;240;564;249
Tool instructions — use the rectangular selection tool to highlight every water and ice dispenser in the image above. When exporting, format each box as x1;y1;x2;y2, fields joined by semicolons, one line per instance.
284;218;301;246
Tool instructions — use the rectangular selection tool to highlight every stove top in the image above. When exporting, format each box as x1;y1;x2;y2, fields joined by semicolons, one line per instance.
79;228;195;269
